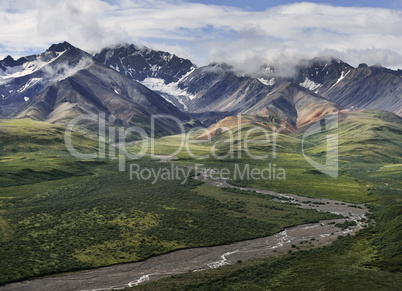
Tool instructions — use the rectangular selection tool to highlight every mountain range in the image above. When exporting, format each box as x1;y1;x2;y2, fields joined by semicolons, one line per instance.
94;43;401;127
1;41;402;289
1;41;401;134
0;42;195;135
293;58;402;117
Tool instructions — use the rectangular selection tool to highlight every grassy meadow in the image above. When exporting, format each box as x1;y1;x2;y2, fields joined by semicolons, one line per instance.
0;110;401;288
0;119;337;284
130;110;402;290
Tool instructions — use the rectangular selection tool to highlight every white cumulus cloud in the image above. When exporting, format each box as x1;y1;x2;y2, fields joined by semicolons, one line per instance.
1;0;402;73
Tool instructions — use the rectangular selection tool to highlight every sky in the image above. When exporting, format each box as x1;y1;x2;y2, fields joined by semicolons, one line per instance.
1;0;402;74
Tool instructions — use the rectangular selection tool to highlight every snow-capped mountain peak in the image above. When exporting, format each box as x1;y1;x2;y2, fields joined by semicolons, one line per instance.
0;42;93;118
0;50;67;81
94;44;196;84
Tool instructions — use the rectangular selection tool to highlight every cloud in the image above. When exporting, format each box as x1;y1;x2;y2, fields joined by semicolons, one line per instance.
0;0;129;56
1;0;402;73
204;3;402;74
41;55;94;84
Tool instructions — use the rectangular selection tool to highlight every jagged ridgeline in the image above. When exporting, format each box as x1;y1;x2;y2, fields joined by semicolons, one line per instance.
1;42;402;133
0;42;198;138
0;41;401;290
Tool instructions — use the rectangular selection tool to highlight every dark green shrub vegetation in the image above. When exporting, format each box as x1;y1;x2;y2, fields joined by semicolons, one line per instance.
0;123;338;285
132;202;402;290
0;163;338;284
334;220;358;230
129;110;402;289
1;111;402;289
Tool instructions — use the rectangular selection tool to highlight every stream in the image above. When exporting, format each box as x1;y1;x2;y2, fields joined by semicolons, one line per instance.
0;164;369;291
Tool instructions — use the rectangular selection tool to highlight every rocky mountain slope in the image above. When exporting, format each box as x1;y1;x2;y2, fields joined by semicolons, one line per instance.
95;44;401;130
0;42;196;134
94;44;196;111
2;42;401;136
94;43;195;84
294;57;402;116
0;42;92;118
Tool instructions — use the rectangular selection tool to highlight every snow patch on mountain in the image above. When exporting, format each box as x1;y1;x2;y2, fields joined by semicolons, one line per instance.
258;77;276;86
330;70;350;89
110;64;120;72
140;66;196;103
0;51;66;81
299;78;322;91
141;78;195;101
17;78;42;93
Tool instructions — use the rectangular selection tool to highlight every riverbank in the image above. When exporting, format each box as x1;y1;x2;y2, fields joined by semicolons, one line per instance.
0;172;368;291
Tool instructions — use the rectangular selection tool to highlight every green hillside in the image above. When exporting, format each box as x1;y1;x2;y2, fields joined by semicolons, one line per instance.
0;110;401;288
297;110;402;163
131;110;402;290
0;119;101;187
0;119;337;284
